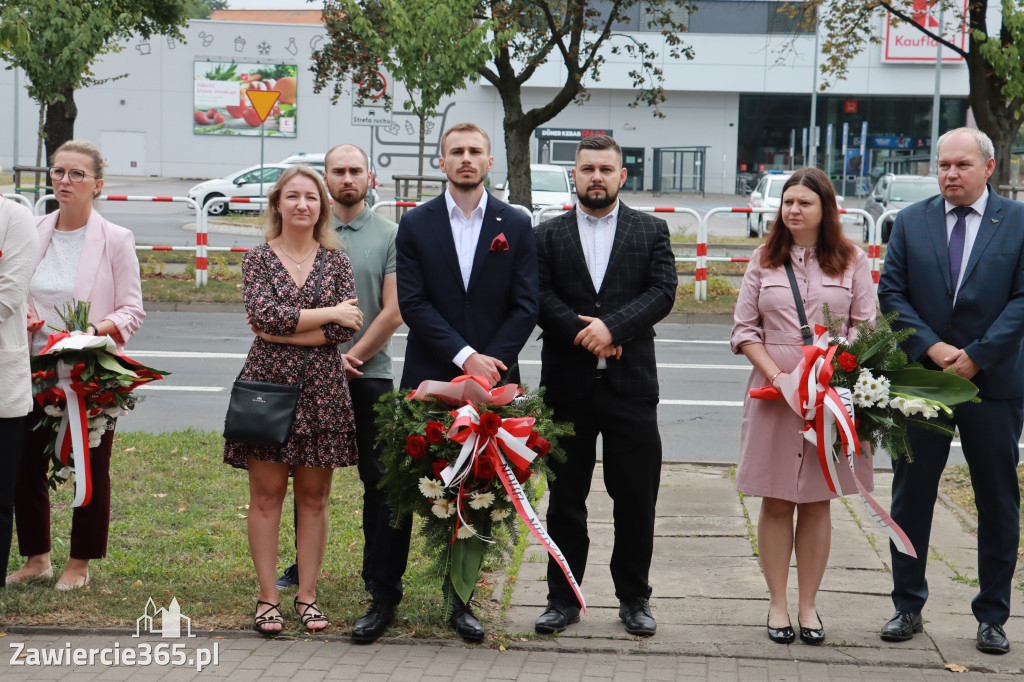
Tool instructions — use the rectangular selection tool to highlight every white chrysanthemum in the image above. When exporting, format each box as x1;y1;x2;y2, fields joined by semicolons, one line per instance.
456;523;476;539
490;508;510;522
88;434;102;448
469;491;495;510
89;416;107;429
431;499;455;518
104;405;123;416
418;476;445;499
56;467;72;480
43;405;64;418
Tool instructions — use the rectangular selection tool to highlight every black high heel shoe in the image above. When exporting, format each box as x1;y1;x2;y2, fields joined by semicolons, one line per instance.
799;612;825;645
766;612;795;644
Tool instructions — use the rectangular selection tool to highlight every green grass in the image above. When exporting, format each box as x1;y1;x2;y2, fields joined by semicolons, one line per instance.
673;276;738;315
2;431;501;638
142;277;243;303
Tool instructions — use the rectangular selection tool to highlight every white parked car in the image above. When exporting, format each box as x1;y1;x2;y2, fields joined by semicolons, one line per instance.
188;164;291;216
747;170;845;237
501;164;575;211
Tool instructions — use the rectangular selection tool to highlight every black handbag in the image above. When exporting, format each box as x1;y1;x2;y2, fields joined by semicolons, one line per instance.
223;250;325;446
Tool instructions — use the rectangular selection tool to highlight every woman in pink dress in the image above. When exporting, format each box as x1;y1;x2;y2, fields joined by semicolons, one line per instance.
731;168;876;645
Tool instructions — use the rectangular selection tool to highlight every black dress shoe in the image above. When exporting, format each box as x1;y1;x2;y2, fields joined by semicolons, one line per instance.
618;597;656;636
880;610;923;642
450;600;485;643
799;612;824;645
351;600;397;643
977;622;1010;654
535;600;581;634
275;563;299;589
766;612;795;644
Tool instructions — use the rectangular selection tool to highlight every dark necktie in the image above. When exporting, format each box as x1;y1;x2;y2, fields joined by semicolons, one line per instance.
948;205;972;290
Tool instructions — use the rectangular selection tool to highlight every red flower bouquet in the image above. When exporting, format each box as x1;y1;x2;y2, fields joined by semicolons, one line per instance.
376;375;580;607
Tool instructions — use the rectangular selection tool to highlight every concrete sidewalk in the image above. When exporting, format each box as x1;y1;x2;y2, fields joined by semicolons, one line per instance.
1;463;1020;680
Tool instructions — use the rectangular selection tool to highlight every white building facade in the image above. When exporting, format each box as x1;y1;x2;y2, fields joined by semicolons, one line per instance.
0;2;988;194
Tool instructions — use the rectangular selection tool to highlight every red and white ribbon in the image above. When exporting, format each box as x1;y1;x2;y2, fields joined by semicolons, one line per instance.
750;326;917;558
43;334;117;507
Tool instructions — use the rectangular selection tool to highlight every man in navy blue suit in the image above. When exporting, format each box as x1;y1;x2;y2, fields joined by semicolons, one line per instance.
352;122;538;644
878;128;1023;655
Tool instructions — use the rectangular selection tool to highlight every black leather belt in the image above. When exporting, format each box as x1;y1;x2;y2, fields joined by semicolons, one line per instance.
595;369;607;379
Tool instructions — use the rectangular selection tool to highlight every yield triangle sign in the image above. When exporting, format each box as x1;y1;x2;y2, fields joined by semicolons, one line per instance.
245;90;281;123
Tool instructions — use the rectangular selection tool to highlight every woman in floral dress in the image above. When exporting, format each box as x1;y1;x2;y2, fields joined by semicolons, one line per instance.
225;166;363;635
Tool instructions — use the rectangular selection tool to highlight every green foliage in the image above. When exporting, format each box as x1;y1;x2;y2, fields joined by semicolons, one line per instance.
975;0;1024;120
823;306;978;461
313;0;493;117
374;385;573;591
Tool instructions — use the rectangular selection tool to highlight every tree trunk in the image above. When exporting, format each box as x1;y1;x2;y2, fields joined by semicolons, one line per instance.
43;84;78;172
417;110;426;200
495;79;533;210
963;4;1023;190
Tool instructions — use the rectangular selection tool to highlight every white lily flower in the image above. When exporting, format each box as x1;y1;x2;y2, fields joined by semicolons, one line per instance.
469;491;495;510
418;476;445;499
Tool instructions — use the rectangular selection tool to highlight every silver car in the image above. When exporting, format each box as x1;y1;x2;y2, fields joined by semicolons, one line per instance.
863;174;940;243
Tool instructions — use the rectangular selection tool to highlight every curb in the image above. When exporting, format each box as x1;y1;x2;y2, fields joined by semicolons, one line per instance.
144;301;246;314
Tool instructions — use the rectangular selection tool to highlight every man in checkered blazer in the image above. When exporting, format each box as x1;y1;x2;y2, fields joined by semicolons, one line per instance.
533;134;677;637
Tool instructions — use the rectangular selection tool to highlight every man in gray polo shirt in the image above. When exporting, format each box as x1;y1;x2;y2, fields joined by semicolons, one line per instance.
275;145;403;642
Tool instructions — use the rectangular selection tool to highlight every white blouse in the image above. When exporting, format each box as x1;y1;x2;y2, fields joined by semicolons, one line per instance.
30;227;85;354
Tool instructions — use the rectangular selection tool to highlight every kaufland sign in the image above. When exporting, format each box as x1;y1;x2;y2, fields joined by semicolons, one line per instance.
883;0;968;63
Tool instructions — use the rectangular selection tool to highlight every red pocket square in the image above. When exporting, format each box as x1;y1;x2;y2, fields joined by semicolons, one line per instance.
489;233;509;252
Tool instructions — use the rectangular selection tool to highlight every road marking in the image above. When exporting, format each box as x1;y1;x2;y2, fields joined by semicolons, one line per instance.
136;385;224;392
128;350;749;372
129;350;247;359
655;339;730;344
662;399;743;407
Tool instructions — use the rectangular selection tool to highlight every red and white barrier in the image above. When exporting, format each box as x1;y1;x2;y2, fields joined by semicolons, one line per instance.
198;197;269;285
35;194;205;285
1;193;33;211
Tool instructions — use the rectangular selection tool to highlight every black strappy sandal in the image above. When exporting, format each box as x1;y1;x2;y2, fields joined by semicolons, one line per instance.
253;600;283;636
294;597;329;632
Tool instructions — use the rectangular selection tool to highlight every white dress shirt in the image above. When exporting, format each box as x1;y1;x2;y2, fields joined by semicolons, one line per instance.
945;187;988;297
576;201;620;369
444;189;489;368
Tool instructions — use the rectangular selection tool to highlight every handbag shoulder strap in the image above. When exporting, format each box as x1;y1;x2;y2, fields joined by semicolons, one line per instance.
783;259;814;346
294;248;328;388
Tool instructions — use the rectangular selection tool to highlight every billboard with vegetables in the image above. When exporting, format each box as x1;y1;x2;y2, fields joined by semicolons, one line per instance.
193;61;298;137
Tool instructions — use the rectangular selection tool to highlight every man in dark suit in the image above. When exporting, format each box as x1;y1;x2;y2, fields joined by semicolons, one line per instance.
878;127;1023;655
357;122;538;644
533;134;677;637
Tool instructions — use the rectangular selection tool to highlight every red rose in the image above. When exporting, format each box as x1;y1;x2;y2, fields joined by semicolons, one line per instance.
405;435;427;459
534;436;551;458
526;431;539;449
471;455;497;481
837;352;858;372
424;421;445;444
431;459;448;480
513;465;531;484
479;412;502;437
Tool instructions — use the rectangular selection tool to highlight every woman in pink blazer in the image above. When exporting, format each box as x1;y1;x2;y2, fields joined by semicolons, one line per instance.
6;140;144;590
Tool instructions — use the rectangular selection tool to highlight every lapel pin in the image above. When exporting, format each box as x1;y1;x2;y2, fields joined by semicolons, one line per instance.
991;218;999;223
496;217;502;222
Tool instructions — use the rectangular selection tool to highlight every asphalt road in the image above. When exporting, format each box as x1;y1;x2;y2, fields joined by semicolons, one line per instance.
121;313;967;468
